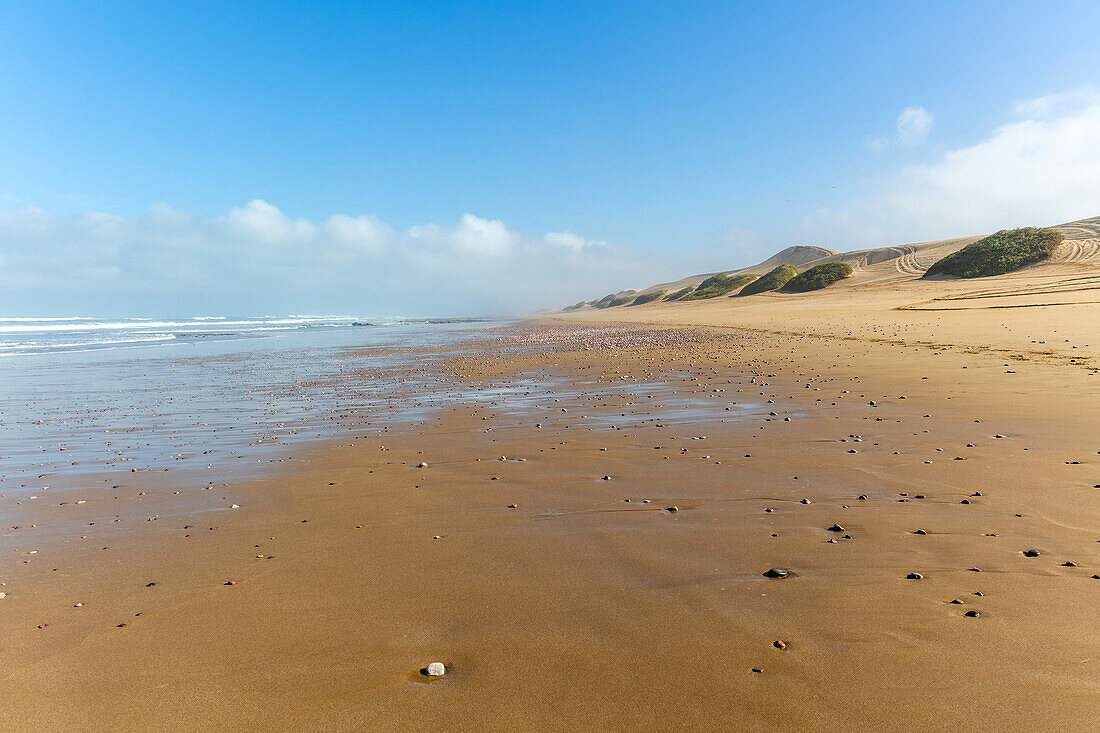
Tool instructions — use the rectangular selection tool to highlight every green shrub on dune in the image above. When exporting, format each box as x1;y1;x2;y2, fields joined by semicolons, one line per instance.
593;294;618;308
681;273;757;300
664;287;693;301
923;227;1064;278
781;262;853;292
562;301;587;311
607;295;634;307
737;264;798;296
628;290;666;306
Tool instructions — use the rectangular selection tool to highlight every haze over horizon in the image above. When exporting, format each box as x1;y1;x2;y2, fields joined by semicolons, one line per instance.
2;1;1100;317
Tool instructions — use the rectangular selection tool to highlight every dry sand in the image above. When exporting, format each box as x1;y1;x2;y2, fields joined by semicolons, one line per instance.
2;260;1098;730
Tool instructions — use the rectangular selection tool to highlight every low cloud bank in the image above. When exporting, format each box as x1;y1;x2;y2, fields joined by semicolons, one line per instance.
0;202;683;316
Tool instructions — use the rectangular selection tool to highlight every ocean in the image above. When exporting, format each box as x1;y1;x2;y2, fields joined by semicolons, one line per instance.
0;315;505;490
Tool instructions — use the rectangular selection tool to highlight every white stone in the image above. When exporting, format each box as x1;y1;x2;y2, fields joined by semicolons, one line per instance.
425;662;446;676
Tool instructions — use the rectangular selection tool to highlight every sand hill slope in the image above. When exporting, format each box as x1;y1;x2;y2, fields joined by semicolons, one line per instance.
634;245;838;296
596;215;1100;306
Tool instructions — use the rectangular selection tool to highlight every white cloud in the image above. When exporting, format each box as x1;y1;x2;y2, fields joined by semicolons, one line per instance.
864;134;889;151
804;91;1100;248
448;213;519;257
226;199;317;242
323;213;391;253
0;201;691;316
896;106;933;145
1011;85;1098;118
543;231;606;252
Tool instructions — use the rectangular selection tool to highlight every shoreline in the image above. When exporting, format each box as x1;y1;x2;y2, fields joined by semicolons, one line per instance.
2;318;1098;730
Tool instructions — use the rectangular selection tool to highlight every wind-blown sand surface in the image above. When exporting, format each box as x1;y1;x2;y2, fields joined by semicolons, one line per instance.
2;268;1098;730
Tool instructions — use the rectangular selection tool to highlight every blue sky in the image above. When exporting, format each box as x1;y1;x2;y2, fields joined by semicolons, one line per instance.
2;1;1099;316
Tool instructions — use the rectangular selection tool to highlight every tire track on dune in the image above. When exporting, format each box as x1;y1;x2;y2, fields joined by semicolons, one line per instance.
894;247;926;275
1052;238;1100;264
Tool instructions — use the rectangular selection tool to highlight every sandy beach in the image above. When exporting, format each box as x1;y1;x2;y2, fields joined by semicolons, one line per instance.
2;270;1098;730
6;4;1100;730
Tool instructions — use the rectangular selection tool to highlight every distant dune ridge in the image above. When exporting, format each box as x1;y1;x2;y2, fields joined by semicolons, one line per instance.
566;214;1100;309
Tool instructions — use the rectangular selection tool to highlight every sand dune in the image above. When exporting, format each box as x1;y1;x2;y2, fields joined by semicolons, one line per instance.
596;215;1100;308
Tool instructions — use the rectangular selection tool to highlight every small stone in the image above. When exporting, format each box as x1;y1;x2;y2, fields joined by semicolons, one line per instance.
417;462;429;468
507;503;518;509
224;580;236;585
1023;549;1041;557
799;498;812;505
1062;561;1078;567
764;568;788;579
751;668;764;673
906;572;924;580
424;662;446;677
773;640;787;650
827;524;844;532
949;599;963;604
964;610;980;618
914;529;928;535
665;506;678;513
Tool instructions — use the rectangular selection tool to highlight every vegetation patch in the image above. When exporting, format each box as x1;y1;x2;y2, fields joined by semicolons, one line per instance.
562;301;587;311
593;294;618;308
737;264;799;296
628;290;666;306
664;287;693;301
606;295;634;307
923;227;1064;278
681;273;757;300
781;262;853;292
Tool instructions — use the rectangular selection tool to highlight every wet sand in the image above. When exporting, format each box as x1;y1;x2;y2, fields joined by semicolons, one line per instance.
1;317;1098;731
